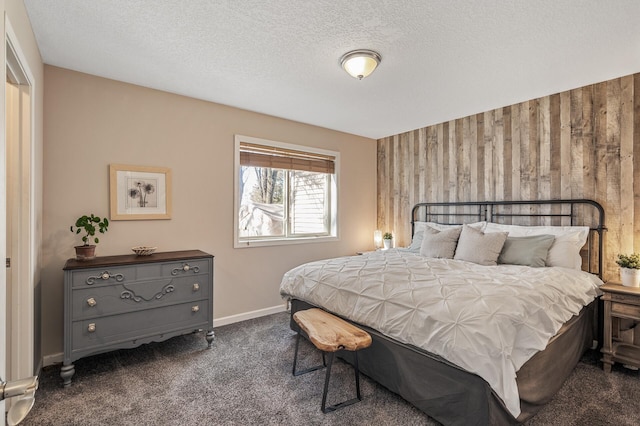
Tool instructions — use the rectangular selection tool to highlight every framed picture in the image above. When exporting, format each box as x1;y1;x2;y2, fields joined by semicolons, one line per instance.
109;164;172;220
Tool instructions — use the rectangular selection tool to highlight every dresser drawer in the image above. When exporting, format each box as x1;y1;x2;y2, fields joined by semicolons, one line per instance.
70;275;210;320
70;265;137;288
71;300;210;352
162;259;210;277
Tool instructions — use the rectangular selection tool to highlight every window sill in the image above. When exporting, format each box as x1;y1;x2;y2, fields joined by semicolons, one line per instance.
235;235;338;249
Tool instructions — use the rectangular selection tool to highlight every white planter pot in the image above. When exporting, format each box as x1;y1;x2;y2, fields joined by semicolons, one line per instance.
620;267;640;287
383;239;392;250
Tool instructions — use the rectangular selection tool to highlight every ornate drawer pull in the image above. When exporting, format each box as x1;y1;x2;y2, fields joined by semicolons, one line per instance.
86;271;125;285
121;284;174;303
192;305;200;313
87;323;96;333
171;263;200;275
192;283;200;291
87;298;97;307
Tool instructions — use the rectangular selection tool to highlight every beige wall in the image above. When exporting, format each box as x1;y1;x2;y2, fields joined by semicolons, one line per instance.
42;66;377;358
378;73;640;282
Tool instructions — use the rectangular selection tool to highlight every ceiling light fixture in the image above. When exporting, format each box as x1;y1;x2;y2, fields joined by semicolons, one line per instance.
340;49;381;80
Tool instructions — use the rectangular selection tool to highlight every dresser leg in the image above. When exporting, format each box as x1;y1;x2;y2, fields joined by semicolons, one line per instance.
60;363;75;387
206;330;215;348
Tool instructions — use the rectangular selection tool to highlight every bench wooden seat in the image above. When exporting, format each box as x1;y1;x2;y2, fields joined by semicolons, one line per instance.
292;308;372;413
293;308;372;352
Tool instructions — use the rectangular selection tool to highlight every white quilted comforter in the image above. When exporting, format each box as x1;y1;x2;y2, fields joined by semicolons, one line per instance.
279;249;603;418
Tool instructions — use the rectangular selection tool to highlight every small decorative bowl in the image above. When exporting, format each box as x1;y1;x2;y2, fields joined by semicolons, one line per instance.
132;246;157;256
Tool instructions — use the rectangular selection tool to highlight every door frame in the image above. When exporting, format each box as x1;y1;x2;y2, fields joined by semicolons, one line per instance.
4;14;36;389
0;11;8;422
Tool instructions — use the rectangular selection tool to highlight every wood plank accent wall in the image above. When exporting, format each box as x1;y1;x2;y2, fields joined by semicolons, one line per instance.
377;73;640;280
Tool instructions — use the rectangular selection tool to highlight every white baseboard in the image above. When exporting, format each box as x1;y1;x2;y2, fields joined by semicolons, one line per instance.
43;352;63;367
41;303;288;367
213;303;288;327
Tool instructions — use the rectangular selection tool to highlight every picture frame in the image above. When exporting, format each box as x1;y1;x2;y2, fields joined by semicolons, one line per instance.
109;164;172;220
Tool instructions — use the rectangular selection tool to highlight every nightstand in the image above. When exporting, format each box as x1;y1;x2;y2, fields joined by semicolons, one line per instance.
600;282;640;373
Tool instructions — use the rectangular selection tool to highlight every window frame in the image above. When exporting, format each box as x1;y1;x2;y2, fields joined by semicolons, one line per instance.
234;135;339;248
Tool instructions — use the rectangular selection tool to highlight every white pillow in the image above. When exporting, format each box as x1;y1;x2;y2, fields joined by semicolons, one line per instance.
453;225;508;266
483;223;589;270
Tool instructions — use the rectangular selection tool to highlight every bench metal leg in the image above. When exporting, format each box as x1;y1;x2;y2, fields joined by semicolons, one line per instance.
292;330;326;376
321;351;363;413
292;329;365;413
354;350;362;400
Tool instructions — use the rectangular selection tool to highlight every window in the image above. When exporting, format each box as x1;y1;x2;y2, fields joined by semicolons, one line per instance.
234;135;338;247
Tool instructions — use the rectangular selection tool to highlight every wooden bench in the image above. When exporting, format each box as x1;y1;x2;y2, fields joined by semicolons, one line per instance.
292;308;372;413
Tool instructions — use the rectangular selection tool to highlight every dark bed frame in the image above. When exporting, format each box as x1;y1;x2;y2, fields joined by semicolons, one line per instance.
411;199;605;277
289;199;605;425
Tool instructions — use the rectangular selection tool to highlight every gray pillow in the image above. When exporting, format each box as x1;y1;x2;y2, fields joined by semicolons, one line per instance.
419;226;462;259
498;234;555;267
407;231;424;252
454;225;508;266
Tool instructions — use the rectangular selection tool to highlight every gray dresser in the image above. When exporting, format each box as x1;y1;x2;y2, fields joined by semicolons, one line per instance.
61;250;214;386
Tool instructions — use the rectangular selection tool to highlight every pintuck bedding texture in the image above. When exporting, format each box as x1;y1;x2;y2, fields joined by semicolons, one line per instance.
279;249;603;418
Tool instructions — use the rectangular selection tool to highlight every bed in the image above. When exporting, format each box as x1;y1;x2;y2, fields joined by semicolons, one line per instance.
280;199;606;425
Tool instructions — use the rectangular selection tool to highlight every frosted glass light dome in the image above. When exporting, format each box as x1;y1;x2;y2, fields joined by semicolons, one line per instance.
340;50;381;80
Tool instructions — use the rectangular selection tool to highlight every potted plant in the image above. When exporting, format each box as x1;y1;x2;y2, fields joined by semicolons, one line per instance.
70;214;109;260
382;232;393;250
616;253;640;287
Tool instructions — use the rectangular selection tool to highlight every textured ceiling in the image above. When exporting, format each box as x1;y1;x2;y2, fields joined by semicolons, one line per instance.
24;0;640;139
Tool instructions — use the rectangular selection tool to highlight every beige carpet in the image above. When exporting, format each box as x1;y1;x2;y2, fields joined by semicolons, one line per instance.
22;312;640;425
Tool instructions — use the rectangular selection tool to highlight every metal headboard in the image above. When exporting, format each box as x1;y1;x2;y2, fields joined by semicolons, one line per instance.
411;199;606;278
